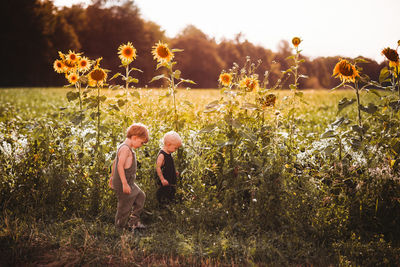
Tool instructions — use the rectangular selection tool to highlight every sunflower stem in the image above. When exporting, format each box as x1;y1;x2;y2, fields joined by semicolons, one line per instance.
355;81;362;127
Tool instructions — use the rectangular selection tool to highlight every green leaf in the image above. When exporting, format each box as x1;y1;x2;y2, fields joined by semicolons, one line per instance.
321;130;336;139
173;70;181;79
110;85;123;91
379;67;390;84
198;124;216;133
331;116;346;127
391;140;400;155
389;100;400;111
183;100;193;108
90;111;99;120
359;103;377;114
171;48;184;52
130;91;140;99
241;102;259;110
338;97;356;113
108;103;120;111
355;57;369;64
149;74;166;83
99;95;107;102
351;125;363;135
239;129;257;141
110;73;122;81
331;82;344;91
71;114;85;125
289;84;297;90
205;100;220;110
66;91;79;102
350;138;362;149
367;88;382;97
117;99;126;107
324;145;335;156
127;77;139;84
295;91;303;97
130;67;143;73
180;79;196;85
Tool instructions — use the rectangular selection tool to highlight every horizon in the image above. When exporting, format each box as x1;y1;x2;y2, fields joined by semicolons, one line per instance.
54;0;400;63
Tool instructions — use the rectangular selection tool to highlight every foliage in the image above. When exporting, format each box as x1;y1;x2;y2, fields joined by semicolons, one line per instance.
1;39;400;265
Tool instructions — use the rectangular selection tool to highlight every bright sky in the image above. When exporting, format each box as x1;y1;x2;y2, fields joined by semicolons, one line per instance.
54;0;400;62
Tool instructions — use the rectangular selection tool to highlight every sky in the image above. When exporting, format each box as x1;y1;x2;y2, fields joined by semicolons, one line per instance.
53;0;400;63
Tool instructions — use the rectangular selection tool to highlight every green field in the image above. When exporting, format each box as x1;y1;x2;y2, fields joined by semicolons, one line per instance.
1;87;399;266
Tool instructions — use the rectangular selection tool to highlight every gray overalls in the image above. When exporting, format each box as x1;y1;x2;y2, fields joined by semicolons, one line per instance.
112;144;145;228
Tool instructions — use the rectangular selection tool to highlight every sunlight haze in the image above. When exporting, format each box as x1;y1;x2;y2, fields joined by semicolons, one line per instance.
54;0;400;62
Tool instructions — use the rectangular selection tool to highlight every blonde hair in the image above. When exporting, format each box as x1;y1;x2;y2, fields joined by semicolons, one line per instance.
163;131;182;145
126;123;149;142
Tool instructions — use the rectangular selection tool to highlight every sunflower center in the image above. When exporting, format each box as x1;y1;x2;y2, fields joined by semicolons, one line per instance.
385;49;399;62
90;69;106;81
157;46;169;58
123;48;133;57
70;54;76;60
80;61;87;67
339;63;354;76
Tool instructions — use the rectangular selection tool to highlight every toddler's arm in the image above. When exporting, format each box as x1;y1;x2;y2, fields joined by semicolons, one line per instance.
156;153;169;186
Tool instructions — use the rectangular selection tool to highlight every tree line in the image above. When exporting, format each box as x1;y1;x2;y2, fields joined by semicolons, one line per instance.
1;0;385;88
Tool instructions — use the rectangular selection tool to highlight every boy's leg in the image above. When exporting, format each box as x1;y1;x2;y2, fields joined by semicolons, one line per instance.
129;183;146;226
115;189;136;229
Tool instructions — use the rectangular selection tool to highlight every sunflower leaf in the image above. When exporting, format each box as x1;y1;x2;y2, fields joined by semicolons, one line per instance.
379;67;390;84
180;79;196;85
338;97;356;113
331;82;344;91
110;73;122;81
171;48;184;52
130;91;140;99
66;91;79;102
127;77;139;84
149;74;166;83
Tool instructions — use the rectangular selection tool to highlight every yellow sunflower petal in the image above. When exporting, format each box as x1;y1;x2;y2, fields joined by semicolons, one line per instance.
118;42;137;64
151;41;174;63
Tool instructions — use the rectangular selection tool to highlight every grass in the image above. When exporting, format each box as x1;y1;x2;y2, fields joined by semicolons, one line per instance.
1;87;394;266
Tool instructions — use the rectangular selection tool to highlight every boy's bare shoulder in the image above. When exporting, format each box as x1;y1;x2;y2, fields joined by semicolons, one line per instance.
118;145;131;155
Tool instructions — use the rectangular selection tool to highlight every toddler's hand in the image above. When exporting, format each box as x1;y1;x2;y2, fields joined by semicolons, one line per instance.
161;178;169;186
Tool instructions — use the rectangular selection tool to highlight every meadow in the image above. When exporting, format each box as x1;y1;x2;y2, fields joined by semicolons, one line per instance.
1;86;399;266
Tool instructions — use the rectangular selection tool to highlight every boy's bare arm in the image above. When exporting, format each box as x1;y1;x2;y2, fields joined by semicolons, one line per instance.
156;154;169;186
117;147;132;194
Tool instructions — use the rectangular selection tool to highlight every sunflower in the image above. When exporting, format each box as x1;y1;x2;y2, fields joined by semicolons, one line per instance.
53;59;64;73
258;93;277;109
332;59;359;83
239;76;259;92
118;42;137;64
381;47;399;67
62;60;77;73
151;41;174;63
78;56;91;73
66;50;80;65
66;72;79;84
292;37;301;47
219;73;232;87
88;67;107;87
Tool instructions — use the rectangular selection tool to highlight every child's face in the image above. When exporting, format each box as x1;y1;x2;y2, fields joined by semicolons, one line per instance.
131;136;147;149
165;141;181;153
